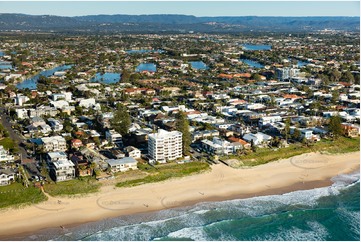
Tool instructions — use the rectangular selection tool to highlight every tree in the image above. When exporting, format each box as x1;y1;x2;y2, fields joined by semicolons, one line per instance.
340;71;355;84
175;111;191;155
330;70;341;83
331;90;340;104
329;115;342;139
250;139;257;152
292;128;301;141
111;103;131;136
122;70;130;82
283;118;291;143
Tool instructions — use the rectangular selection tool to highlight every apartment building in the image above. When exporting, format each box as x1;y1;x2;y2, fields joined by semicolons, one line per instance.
46;152;75;182
148;129;182;163
41;136;67;152
105;130;123;146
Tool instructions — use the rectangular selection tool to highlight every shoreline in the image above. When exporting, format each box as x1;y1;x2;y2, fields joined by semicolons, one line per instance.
0;151;359;239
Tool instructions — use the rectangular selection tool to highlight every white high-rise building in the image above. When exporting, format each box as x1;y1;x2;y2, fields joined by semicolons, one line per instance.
148;129;182;163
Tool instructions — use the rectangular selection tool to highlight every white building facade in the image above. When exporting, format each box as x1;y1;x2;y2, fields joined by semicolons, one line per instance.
148;129;182;163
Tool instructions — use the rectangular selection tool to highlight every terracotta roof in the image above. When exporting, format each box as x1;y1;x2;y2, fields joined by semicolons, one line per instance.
228;137;250;146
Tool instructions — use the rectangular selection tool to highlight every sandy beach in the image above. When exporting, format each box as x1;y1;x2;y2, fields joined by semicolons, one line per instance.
0;151;359;239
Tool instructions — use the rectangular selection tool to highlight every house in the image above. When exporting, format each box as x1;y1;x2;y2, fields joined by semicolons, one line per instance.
15;108;28;119
124;146;141;159
69;152;90;177
47;118;63;132
79;98;96;108
106;157;138;172
243;132;272;146
201;137;241;155
192;130;220;141
259;116;282;126
0;169;17;186
228;137;251;149
341;123;360;138
71;139;83;149
46;152;75;182
0;145;15;162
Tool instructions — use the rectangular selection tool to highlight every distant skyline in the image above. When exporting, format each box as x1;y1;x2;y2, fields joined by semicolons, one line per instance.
0;1;360;17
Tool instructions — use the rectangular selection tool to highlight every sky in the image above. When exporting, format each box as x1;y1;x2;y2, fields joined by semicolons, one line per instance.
0;1;359;17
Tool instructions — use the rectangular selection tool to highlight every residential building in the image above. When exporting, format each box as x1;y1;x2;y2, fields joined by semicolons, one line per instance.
106;157;138;172
41;136;67;152
0;145;14;162
124;146;141;159
192;130;220;141
71;139;83;149
46;152;75;182
259;116;283;126
0;169;17;186
243;132;272;146
105;130;123;146
148;129;182;163
47;118;63;132
341;123;360;138
276;67;300;81
201;137;241;155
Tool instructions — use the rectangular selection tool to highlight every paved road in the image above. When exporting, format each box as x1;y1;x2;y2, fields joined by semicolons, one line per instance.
0;107;28;160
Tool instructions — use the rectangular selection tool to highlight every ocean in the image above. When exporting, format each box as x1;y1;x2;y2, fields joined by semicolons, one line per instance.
22;172;360;241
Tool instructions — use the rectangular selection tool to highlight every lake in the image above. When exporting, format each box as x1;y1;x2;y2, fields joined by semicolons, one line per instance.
90;73;121;84
17;64;73;90
126;49;164;54
0;65;13;70
136;63;157;72
297;60;309;67
240;59;264;68
242;44;272;51
189;61;208;70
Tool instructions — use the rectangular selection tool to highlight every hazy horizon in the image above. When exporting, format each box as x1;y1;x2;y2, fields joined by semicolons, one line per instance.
0;1;359;17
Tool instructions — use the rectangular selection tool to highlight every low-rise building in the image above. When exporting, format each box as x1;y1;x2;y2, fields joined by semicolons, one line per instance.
243;132;272;146
124;146;141;159
0;145;14;162
201;137;241;155
41;136;67;152
106;157;138;172
105;130;123;146
0;168;17;186
47;118;63;132
341;123;360;138
46;152;75;182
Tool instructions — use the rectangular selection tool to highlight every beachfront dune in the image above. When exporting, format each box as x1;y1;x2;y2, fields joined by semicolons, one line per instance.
0;151;359;239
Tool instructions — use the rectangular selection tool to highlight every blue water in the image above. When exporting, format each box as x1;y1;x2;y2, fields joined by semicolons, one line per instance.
136;63;157;72
90;73;121;84
189;61;208;70
242;44;272;51
0;64;13;70
16;64;73;90
297;60;309;67
0;51;4;57
240;59;265;68
22;172;360;241
126;49;164;54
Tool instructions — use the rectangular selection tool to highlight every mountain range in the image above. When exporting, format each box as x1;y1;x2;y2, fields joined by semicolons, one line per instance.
0;14;359;33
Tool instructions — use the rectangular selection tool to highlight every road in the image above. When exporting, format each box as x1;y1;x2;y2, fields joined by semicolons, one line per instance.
0;107;28;160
